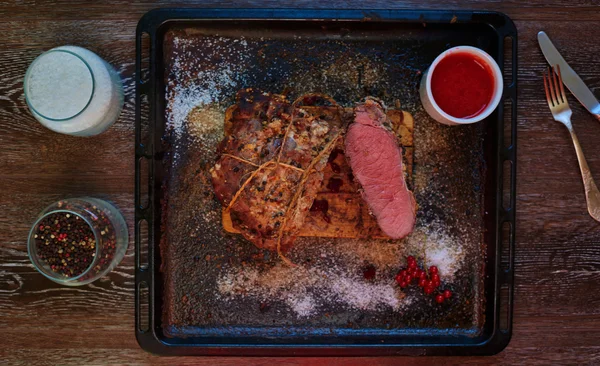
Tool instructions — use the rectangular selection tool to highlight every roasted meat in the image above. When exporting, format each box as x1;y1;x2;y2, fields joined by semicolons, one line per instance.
211;89;344;256
344;98;416;239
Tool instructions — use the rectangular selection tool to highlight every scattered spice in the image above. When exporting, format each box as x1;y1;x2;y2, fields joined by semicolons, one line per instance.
259;302;271;313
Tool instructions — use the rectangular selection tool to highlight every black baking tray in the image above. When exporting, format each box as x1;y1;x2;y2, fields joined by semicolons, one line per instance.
135;8;517;356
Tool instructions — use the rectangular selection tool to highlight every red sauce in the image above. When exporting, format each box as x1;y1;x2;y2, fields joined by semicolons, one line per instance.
430;52;495;119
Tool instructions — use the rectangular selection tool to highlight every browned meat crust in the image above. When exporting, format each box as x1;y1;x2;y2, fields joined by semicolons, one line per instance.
211;89;344;262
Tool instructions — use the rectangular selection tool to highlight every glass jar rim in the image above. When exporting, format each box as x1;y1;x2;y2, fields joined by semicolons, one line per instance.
24;49;96;122
27;209;100;283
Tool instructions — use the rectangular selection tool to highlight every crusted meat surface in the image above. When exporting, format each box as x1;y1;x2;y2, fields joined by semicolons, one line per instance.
211;89;344;252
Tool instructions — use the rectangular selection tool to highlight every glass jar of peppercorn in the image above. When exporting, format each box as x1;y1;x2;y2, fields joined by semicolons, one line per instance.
27;197;128;286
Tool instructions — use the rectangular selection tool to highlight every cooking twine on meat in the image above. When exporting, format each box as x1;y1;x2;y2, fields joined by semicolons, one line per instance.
224;93;345;266
274;131;343;265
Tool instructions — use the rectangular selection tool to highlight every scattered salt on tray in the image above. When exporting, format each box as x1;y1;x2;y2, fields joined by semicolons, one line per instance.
217;262;409;318
217;224;462;318
165;36;250;161
403;224;465;282
163;33;475;320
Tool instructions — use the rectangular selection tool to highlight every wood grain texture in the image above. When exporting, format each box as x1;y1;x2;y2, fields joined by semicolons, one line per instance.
1;0;600;365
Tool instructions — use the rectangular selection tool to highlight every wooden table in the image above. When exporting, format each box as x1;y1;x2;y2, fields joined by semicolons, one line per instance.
1;1;599;365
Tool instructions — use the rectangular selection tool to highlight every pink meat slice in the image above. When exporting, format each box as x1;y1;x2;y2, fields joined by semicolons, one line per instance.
345;98;416;239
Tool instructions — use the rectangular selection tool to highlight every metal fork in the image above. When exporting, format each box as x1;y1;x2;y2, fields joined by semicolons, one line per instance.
544;65;600;222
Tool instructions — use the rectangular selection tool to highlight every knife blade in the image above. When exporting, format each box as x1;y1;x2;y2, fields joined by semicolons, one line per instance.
538;31;600;117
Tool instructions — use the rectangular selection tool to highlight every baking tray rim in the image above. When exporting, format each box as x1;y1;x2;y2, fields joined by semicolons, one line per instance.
134;7;517;356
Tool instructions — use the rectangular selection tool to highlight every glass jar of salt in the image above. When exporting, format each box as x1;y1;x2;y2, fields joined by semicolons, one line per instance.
24;46;124;136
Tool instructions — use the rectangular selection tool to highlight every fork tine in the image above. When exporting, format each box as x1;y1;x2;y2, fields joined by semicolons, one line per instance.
543;69;553;107
555;64;567;104
548;66;559;106
551;65;563;104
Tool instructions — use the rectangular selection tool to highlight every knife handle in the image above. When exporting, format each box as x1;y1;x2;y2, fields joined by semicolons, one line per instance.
569;129;600;222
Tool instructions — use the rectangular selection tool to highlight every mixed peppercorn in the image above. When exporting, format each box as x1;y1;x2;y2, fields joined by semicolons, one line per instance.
34;212;96;277
33;200;118;280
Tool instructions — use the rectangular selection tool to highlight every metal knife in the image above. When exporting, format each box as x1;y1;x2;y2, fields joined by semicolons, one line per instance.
538;31;600;120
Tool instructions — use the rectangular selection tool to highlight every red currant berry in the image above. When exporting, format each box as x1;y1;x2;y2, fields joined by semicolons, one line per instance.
408;262;417;270
419;271;427;280
408;268;418;277
435;294;445;304
399;280;408;288
407;256;416;265
405;275;413;283
415;269;424;278
418;278;426;287
443;290;452;299
433;278;441;287
424;286;434;295
395;274;403;284
400;269;407;277
426;280;434;288
429;266;438;275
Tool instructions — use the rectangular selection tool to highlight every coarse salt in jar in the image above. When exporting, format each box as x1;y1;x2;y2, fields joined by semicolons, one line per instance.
24;46;124;136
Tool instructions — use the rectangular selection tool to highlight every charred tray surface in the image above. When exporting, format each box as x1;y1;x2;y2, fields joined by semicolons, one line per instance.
135;9;516;356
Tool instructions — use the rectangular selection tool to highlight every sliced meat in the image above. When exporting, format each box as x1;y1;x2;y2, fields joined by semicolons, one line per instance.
211;89;343;252
344;98;416;239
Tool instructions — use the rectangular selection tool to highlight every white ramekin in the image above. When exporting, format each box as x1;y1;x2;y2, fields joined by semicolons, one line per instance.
419;46;503;126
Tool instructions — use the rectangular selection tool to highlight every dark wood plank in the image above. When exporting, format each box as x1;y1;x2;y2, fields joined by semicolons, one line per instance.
1;0;600;21
2;1;600;365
